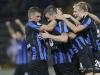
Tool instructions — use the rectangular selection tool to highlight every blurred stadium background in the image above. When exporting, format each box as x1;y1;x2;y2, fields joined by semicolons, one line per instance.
0;0;100;75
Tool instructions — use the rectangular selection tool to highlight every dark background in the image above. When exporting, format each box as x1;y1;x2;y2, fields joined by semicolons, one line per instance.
0;0;98;21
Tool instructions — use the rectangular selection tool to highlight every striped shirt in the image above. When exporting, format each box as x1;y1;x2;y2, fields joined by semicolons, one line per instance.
68;16;97;54
16;39;28;64
80;16;100;51
26;21;47;61
71;35;87;54
66;28;87;54
51;21;71;64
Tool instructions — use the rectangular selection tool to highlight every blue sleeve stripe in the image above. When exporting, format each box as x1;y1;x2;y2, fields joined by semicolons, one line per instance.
72;44;79;53
32;47;37;60
54;52;57;64
59;52;64;63
68;49;74;58
84;18;92;28
75;39;83;49
85;34;91;45
43;47;47;60
36;34;44;60
78;37;86;46
28;22;40;31
59;21;69;33
59;22;62;33
64;22;69;32
67;52;72;63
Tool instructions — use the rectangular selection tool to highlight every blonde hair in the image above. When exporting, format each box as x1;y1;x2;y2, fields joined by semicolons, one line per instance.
74;1;89;12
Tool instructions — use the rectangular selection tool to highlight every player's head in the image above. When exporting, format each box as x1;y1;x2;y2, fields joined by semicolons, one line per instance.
28;6;41;22
73;1;89;17
44;5;57;22
76;1;92;12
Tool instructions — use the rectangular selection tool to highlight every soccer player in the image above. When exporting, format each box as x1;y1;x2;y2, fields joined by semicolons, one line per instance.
55;2;97;75
79;2;100;75
26;6;57;75
40;5;78;75
74;2;100;75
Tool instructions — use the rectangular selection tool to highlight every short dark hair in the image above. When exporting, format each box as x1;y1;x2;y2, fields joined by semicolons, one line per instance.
44;5;57;16
28;6;41;18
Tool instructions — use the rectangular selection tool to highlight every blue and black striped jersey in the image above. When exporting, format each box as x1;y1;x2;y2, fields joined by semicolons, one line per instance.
51;21;72;64
16;39;28;64
80;16;100;51
26;21;47;61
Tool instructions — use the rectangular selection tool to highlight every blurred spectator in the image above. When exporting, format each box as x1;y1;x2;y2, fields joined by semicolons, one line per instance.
5;19;29;75
5;21;23;63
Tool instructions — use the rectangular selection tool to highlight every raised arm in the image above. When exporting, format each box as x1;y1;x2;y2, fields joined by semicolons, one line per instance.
15;19;25;34
5;21;16;39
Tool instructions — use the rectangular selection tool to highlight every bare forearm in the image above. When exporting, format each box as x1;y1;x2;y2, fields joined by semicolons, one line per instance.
7;26;15;35
68;32;77;40
48;33;68;43
63;18;83;33
63;14;80;25
88;13;100;24
7;26;16;39
17;22;25;33
70;16;81;26
40;20;57;32
19;24;25;33
6;21;16;39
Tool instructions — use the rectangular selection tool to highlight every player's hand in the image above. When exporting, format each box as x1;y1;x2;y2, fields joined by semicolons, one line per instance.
5;21;11;27
56;14;64;20
56;8;67;20
15;18;20;23
68;32;77;39
63;14;71;18
40;31;50;39
56;8;63;15
40;25;46;32
14;18;22;25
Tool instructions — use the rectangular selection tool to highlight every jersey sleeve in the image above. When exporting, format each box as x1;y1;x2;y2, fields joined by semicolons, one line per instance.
27;21;41;32
63;22;69;33
59;21;69;33
82;16;94;29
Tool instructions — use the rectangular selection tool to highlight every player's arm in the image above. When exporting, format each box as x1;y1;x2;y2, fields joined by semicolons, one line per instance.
27;20;57;33
57;8;81;26
15;19;25;34
5;21;16;39
61;17;85;33
56;14;92;33
63;14;81;26
40;20;57;32
68;32;77;40
40;31;68;43
88;12;100;24
56;8;86;33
